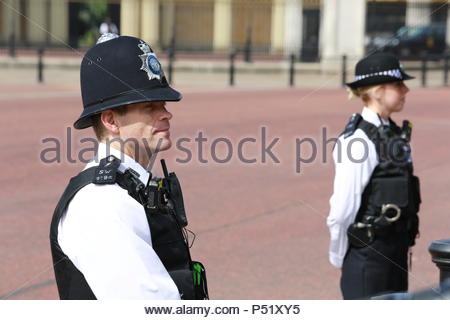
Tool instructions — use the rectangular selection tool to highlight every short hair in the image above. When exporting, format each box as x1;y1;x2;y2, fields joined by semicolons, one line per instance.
91;105;128;141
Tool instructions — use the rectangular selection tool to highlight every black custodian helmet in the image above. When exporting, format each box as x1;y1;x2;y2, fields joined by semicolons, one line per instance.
74;34;181;129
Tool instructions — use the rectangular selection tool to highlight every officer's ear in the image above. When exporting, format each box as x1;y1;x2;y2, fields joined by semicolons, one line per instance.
100;110;120;135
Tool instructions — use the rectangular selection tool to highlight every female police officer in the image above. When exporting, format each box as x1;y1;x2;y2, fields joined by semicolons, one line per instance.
50;34;208;299
327;53;421;299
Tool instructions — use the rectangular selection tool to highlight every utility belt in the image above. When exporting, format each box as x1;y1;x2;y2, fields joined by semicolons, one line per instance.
347;203;407;248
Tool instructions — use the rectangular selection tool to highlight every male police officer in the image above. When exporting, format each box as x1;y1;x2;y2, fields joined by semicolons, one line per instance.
50;34;208;299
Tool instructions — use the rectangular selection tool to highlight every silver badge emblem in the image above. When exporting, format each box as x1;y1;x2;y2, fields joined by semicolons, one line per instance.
96;33;119;45
138;40;163;81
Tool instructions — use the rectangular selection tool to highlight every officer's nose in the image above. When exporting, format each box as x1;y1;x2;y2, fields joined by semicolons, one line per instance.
404;85;410;94
160;108;173;121
402;82;410;94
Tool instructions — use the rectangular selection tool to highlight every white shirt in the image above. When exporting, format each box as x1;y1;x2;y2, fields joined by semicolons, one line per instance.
327;107;390;268
58;143;180;299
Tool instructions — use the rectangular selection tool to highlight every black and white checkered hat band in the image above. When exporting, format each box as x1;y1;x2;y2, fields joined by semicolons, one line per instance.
354;69;402;81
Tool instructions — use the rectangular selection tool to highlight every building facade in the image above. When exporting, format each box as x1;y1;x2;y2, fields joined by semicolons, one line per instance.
1;0;449;63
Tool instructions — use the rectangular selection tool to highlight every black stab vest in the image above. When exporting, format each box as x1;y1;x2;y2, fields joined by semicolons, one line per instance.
343;114;421;246
50;158;208;300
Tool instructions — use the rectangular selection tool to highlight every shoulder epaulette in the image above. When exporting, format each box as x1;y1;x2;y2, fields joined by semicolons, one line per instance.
343;113;363;138
93;155;121;184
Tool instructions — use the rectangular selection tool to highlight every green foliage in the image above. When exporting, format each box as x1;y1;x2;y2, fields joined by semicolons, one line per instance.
78;1;108;47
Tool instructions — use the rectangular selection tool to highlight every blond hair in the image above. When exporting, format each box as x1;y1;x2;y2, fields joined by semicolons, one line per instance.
347;85;381;103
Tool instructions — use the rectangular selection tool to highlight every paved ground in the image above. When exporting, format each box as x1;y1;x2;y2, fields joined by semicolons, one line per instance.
0;67;449;300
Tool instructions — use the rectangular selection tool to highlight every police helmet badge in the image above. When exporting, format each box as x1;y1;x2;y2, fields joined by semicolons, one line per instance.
96;33;119;44
138;40;163;81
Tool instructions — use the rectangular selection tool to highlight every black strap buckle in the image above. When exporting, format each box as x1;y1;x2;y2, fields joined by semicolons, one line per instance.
93;155;121;184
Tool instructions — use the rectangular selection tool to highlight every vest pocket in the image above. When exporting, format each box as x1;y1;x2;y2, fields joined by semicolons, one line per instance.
371;175;409;208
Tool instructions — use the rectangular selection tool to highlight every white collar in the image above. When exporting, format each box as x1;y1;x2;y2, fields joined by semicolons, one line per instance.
85;142;150;185
361;107;390;127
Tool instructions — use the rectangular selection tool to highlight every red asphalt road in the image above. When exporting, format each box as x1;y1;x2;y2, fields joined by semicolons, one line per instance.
0;84;449;299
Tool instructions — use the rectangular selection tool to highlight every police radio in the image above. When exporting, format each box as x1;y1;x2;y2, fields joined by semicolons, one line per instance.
122;159;188;228
160;159;188;227
401;120;412;142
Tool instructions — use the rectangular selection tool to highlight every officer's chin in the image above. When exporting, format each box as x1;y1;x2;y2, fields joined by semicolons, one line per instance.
391;102;404;113
156;138;172;152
